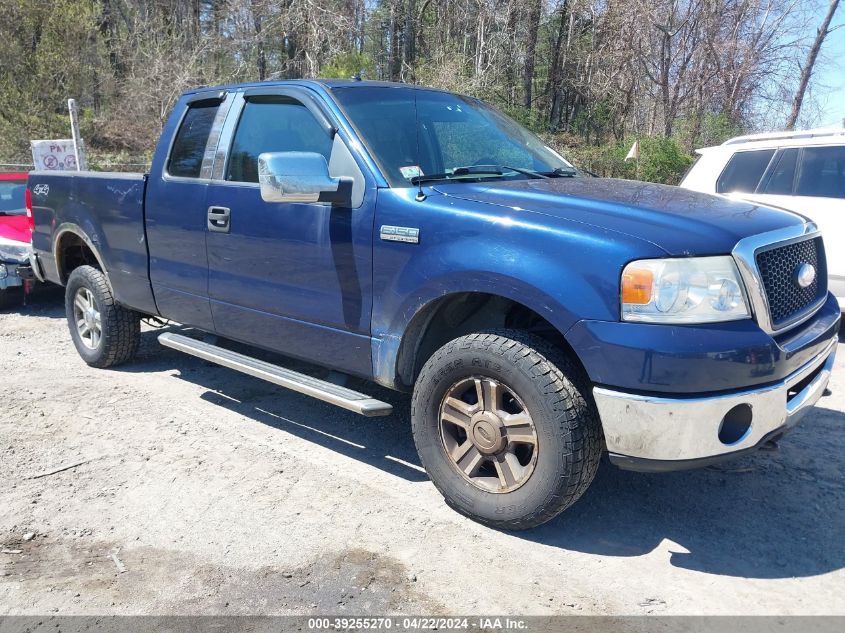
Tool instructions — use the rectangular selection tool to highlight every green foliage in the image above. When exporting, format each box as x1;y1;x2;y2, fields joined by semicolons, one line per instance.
697;112;746;148
501;105;546;135
561;136;695;185
0;1;760;183
0;0;104;163
319;52;375;80
411;53;476;97
674;112;746;150
86;149;152;173
571;100;615;141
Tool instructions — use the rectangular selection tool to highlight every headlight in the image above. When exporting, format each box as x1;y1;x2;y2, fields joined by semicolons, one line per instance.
621;256;750;324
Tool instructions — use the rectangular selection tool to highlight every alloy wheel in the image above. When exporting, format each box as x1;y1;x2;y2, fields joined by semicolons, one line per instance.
439;376;539;493
73;287;102;349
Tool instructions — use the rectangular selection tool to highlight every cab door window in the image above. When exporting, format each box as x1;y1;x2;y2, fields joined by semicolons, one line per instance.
226;96;333;183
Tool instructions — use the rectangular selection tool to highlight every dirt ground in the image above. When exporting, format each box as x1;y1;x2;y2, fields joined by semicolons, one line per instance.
1;288;843;616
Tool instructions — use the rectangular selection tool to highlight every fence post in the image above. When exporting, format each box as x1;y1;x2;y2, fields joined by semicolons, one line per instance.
68;98;88;171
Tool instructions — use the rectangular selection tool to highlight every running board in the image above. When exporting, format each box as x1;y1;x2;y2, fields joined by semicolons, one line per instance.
158;332;393;417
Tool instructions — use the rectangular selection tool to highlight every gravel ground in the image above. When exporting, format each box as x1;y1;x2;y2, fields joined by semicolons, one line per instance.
0;289;843;616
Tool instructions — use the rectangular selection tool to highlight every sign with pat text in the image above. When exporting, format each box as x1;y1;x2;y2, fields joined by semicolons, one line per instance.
30;140;80;171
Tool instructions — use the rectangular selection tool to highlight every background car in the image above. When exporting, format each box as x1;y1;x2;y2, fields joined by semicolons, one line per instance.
0;171;32;309
681;127;845;308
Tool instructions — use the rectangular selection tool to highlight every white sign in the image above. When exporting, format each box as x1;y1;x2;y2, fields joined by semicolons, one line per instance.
30;139;80;171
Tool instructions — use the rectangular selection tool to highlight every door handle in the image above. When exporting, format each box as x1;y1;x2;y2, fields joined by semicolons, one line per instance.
207;206;231;233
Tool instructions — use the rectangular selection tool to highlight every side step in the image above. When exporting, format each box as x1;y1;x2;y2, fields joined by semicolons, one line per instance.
158;332;393;417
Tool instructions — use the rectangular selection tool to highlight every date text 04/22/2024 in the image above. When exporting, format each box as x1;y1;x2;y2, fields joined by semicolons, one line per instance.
306;617;528;630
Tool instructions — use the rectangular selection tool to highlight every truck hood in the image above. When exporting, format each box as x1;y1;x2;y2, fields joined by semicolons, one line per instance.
433;177;806;255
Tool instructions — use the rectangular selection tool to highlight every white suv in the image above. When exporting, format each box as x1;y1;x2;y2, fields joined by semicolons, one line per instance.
681;127;845;307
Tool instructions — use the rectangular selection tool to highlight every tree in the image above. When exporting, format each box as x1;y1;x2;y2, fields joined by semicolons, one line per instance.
523;0;542;110
786;0;840;129
0;0;835;179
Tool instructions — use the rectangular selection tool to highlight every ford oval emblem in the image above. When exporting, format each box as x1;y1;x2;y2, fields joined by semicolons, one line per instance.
794;263;816;288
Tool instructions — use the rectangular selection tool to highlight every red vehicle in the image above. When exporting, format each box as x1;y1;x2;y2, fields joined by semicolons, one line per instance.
0;172;33;308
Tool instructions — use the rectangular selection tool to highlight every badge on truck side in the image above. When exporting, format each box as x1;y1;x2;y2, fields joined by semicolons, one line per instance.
380;225;420;244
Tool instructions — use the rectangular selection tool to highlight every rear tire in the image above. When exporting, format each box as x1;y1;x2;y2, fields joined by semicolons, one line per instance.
65;265;140;368
411;330;602;530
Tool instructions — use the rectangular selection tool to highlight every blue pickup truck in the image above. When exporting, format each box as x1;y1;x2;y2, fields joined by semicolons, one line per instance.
25;80;840;529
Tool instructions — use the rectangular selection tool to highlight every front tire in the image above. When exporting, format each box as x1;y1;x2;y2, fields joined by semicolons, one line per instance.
65;265;140;368
411;330;602;530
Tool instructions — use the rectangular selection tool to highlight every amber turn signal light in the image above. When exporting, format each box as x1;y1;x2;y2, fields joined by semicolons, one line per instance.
622;268;653;305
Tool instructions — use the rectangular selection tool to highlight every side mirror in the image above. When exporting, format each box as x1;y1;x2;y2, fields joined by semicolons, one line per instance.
258;151;352;206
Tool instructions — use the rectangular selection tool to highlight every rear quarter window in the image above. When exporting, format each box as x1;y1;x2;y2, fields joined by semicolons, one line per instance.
167;102;220;178
716;149;775;194
796;145;845;199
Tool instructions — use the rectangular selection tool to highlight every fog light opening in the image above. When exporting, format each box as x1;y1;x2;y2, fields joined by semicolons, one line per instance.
718;404;753;445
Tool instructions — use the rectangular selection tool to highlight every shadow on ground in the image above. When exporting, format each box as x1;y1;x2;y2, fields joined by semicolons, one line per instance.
129;325;428;484
0;284;64;318
20;290;845;582
524;403;844;579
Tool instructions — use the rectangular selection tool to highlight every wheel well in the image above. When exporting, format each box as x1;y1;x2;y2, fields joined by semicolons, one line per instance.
56;232;101;283
396;292;583;388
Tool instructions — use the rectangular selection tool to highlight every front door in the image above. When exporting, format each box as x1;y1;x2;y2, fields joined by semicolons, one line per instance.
204;89;376;377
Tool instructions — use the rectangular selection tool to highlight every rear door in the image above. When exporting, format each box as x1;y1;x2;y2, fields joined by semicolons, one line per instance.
790;146;845;299
204;87;376;377
146;93;234;331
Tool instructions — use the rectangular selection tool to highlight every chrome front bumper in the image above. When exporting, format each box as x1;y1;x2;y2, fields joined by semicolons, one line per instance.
594;337;838;471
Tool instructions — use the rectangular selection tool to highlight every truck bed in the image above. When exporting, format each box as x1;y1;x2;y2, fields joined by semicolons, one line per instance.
28;170;157;315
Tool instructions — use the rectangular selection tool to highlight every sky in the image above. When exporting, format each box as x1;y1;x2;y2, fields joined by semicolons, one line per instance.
812;4;845;128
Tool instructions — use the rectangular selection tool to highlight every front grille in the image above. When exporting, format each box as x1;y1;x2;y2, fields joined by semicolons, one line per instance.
756;236;827;328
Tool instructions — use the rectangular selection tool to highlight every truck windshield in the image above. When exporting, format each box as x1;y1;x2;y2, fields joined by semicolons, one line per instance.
331;86;576;188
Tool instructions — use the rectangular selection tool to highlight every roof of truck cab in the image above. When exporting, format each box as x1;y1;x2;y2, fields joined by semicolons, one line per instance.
182;79;451;98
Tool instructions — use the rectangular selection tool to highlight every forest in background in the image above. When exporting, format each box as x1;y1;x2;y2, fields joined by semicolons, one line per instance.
0;0;839;183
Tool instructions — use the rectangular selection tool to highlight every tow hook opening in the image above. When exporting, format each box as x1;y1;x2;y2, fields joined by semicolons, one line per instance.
718;404;753;445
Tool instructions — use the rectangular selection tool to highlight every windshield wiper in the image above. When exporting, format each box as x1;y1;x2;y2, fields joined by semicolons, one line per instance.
538;167;578;178
410;164;548;185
